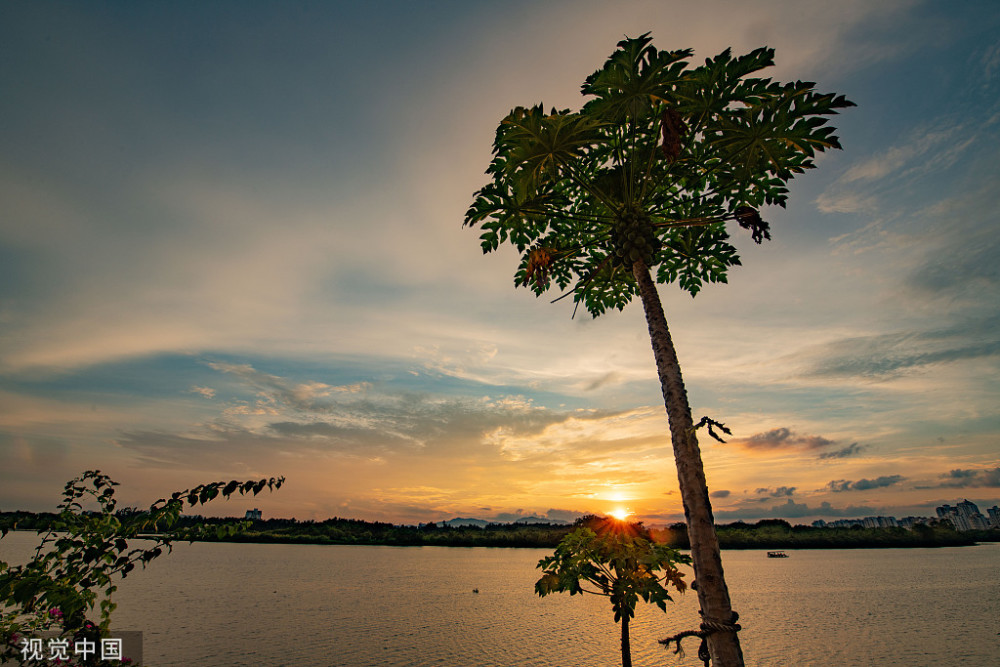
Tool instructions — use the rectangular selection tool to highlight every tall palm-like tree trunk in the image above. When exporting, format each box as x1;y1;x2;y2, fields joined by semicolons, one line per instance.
632;260;744;667
620;612;632;667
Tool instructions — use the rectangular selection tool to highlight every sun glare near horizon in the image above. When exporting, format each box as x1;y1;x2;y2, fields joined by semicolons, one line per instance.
609;508;631;521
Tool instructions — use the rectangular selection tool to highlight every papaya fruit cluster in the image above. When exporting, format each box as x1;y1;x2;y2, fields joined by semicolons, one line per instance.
611;206;660;267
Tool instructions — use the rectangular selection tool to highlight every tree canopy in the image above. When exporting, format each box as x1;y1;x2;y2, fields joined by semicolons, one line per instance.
465;33;854;315
536;522;690;622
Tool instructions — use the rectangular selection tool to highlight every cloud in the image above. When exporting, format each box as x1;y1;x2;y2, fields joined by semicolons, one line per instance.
581;371;625;392
734;427;835;452
710;489;731;499
754;486;796;497
483;405;670;461
908;230;1000;298
266;421;419;448
930;467;1000;488
111;362;577;469
982;40;1000;80
112;428;292;472
814;190;877;214
790;317;1000;381
818;442;868;459
206;362;599;454
714;499;877;521
818;109;988;217
852;476;905;491
112;361;683;517
839;127;969;185
825;475;905;492
208;362;372;414
190;386;216;399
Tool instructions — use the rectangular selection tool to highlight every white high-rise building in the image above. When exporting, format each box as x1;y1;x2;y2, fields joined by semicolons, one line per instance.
937;500;990;531
862;516;899;529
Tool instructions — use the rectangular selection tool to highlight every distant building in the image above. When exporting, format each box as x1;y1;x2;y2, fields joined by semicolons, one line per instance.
245;508;262;520
811;512;985;532
937;500;989;531
861;516;898;529
956;500;989;530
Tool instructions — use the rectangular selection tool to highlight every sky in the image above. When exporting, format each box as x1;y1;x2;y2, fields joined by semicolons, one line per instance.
1;1;998;526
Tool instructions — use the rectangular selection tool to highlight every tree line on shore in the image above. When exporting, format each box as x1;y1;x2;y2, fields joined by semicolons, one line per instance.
3;510;994;549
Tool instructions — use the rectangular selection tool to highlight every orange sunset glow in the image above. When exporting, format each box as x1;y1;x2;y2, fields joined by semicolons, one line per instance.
0;1;996;533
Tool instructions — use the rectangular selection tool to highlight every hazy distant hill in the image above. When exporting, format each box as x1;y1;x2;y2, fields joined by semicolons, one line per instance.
442;516;570;527
514;516;570;525
442;517;490;528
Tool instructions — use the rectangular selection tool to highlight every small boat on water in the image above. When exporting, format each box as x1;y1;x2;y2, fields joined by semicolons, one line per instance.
767;551;789;558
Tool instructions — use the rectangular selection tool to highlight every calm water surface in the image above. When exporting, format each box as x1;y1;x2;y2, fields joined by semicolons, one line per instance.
3;533;998;666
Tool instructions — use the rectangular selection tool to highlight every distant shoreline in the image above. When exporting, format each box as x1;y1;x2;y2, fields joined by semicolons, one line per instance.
3;511;996;550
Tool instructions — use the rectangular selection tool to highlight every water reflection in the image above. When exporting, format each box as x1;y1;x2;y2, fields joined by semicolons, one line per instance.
2;534;997;666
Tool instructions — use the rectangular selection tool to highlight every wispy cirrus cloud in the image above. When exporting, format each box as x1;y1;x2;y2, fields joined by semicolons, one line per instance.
785;317;1000;382
817;106;994;217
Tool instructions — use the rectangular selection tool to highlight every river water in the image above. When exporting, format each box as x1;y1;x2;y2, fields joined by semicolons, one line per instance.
2;532;998;666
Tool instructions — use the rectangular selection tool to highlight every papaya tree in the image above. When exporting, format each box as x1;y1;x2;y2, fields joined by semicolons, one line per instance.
465;34;852;666
1;470;284;664
536;519;689;667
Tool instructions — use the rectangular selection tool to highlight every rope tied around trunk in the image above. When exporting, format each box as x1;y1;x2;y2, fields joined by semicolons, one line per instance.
659;611;741;667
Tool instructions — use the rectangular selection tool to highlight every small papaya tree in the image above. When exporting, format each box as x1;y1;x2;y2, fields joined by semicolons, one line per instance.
1;470;284;665
536;518;690;667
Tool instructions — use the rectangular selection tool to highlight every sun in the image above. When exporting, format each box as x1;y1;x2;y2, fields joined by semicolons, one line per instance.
609;508;631;521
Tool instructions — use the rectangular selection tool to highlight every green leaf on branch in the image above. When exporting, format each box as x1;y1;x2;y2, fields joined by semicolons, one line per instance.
0;470;285;662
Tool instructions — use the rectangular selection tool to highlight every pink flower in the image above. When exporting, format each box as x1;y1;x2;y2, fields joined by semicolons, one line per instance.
49;607;64;618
